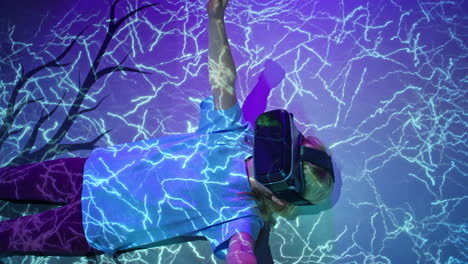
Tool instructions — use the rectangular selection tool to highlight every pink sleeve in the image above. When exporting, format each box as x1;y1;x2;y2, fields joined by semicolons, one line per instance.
226;232;257;264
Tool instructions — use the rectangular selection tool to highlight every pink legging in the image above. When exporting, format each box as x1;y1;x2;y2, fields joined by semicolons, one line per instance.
0;158;102;255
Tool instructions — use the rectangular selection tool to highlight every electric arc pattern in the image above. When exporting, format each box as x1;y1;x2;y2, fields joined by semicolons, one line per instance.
0;0;466;263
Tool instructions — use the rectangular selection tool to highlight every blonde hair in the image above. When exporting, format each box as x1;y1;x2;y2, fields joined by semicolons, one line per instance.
239;136;334;224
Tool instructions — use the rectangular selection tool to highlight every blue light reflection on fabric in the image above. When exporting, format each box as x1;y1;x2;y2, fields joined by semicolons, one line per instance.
82;96;262;259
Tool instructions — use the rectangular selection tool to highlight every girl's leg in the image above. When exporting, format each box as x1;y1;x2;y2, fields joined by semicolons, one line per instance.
0;158;87;204
0;198;102;255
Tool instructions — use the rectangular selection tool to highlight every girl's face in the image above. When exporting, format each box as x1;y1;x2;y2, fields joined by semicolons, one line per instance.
247;135;324;207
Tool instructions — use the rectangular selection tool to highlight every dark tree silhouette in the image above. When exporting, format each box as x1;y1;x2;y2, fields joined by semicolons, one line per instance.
0;0;158;167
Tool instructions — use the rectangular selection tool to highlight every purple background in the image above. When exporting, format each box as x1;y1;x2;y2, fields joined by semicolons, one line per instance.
0;0;466;263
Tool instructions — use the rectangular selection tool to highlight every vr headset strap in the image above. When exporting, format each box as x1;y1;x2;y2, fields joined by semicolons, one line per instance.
300;146;335;181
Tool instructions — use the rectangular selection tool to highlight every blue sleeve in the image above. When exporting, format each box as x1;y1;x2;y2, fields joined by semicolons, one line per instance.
196;96;251;134
199;216;264;260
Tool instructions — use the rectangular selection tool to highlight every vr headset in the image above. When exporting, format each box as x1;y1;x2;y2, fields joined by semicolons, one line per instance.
253;109;335;206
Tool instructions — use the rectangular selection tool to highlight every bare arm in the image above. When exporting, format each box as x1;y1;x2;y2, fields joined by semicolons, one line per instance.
227;232;257;264
207;0;237;110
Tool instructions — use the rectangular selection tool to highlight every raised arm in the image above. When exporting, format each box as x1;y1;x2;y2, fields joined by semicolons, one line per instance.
207;0;237;110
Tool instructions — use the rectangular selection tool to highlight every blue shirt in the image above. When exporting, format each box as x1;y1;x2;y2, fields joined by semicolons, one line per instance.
81;96;264;259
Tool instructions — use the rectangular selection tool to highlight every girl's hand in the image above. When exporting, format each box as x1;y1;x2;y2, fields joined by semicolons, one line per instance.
207;0;228;20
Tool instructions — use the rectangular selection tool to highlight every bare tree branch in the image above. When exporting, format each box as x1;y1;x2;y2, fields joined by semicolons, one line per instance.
57;129;112;153
5;2;158;166
120;51;131;64
12;97;45;118
55;26;90;63
78;94;110;115
8;128;24;137
0;29;86;148
96;65;151;81
23;92;66;152
112;3;160;34
110;0;121;25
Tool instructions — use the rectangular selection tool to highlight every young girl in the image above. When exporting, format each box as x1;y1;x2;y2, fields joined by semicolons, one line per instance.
0;1;334;263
